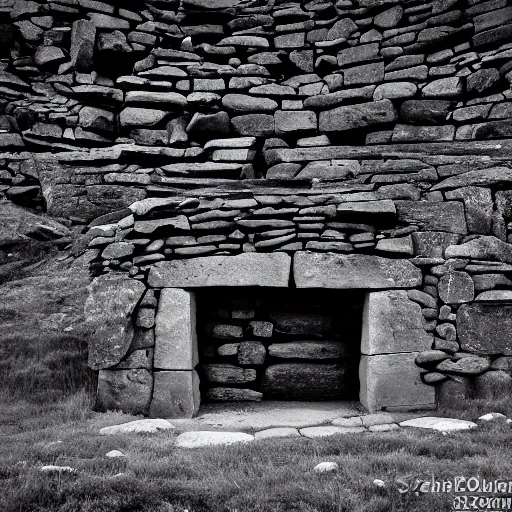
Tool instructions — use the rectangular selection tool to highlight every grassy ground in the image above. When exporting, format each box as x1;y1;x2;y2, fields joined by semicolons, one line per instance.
2;386;512;512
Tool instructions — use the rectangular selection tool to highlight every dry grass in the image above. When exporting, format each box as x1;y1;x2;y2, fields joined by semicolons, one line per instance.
1;389;512;512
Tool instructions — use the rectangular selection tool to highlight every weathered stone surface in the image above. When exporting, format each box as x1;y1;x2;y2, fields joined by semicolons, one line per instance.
445;236;512;263
96;369;153;415
269;313;332;337
360;353;435;412
432;167;512;191
294;252;422;289
445;187;493;234
374;6;403;28
70;20;96;71
344;62;384;86
375;236;413;255
401;100;452;124
458;303;512;355
474;371;512;399
176;431;254;449
436;355;490;375
154;289;198;370
148;253;291;288
205;387;263;402
319;99;397;132
362;291;433;355
415;350;450;366
85;275;146;370
149;370;200;418
275;110;317;135
99;419;174;435
187;111;230;135
248;321;273;338
422;77;462;97
231;114;275;137
255;427;300;440
222;94;278;113
438;271;474;304
119;108;168;128
268;341;352;360
396;201;467;234
392;125;455;142
399;417;477;432
262;363;347;399
411;232;461;258
437;377;472;407
238;341;266;365
203;364;256;384
300;426;365;438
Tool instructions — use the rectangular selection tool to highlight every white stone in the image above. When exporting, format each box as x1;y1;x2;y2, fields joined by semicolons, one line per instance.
254;427;300;440
40;465;76;473
300;426;366;438
99;419;175;435
477;412;507;422
314;462;339;473
373;479;386;488
106;450;125;458
399;417;477;432
175;431;254;448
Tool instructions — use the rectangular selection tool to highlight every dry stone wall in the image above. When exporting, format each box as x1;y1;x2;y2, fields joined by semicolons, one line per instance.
2;0;512;415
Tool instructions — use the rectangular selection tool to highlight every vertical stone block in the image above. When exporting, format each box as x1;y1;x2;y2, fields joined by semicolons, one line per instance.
149;370;200;418
154;288;198;370
70;20;96;71
359;353;436;412
361;291;433;355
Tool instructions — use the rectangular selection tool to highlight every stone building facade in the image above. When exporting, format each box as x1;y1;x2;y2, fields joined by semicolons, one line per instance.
2;0;512;417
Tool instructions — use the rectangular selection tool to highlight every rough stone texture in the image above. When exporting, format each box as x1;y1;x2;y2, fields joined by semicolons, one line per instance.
436;355;490;375
96;369;153;415
254;427;300;440
361;291;433;355
85;274;146;370
294;252;422;289
360;353;436;412
261;363;347;400
399;417;477;431
149;370;200;418
268;341;351;360
437;377;472;407
445;236;512;263
269;313;332;336
99;419;175;435
320;100;397;132
457;303;512;355
438;272;474;304
474;371;512;399
154;289;198;370
203;364;256;384
205;388;263;402
148;253;291;288
238;341;266;365
300;426;366;438
396;201;467;235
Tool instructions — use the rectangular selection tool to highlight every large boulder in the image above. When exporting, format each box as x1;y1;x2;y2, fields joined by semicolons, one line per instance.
85;274;146;370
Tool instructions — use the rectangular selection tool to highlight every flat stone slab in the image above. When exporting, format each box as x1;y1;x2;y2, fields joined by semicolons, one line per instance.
254;427;301;440
99;419;175;435
368;423;400;432
294;252;422;289
195;401;360;430
399;417;478;432
300;426;366;438
148;253;291;288
331;416;363;427
175;431;254;448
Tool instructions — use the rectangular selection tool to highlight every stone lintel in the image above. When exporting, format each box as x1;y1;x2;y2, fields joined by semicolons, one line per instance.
148;253;291;288
293;252;422;289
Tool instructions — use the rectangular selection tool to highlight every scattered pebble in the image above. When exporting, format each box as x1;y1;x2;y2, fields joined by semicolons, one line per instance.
106;450;125;458
477;412;507;423
373;479;386;488
314;462;338;473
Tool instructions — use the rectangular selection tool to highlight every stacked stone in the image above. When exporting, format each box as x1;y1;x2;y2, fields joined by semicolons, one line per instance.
3;0;512;154
198;294;360;402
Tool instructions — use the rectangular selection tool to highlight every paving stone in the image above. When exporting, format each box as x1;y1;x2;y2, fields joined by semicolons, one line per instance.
368;423;400;432
331;416;363;427
254;428;300;440
399;417;477;432
176;431;254;448
300;426;366;438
